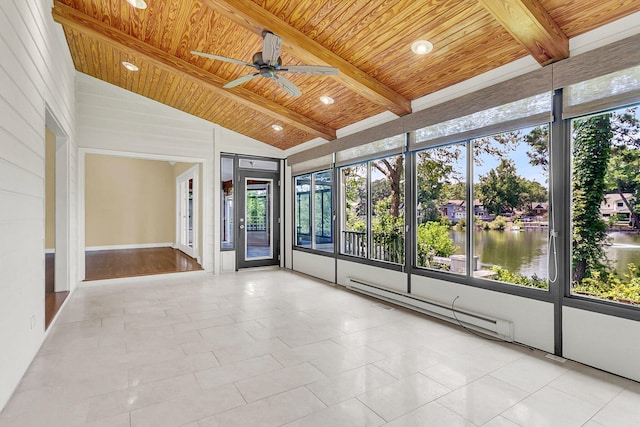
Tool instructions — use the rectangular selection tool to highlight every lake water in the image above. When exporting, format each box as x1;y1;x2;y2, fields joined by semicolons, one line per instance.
450;230;640;279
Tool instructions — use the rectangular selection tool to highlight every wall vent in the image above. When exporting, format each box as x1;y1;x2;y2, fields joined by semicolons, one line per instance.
345;277;514;341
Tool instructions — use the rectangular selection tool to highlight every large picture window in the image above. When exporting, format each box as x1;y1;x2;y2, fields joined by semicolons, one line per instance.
413;124;550;290
571;105;640;306
294;170;334;252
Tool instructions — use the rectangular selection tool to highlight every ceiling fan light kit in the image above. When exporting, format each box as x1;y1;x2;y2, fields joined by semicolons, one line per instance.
192;30;339;97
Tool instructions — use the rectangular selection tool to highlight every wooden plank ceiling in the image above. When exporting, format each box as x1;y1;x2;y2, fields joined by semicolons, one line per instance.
52;0;640;150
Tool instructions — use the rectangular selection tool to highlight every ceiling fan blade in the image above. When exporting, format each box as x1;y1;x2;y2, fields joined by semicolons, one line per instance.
262;30;282;67
223;73;260;88
273;74;302;97
278;65;339;75
191;50;256;68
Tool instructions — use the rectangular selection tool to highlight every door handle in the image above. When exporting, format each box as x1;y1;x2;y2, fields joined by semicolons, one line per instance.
240;225;245;229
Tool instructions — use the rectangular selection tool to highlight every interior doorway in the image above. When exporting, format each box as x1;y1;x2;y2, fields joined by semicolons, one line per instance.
44;108;71;328
176;165;199;259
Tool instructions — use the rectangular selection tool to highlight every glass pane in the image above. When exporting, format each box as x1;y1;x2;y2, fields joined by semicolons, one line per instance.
336;134;405;165
295;174;311;248
371;155;404;264
415;93;552;145
221;157;234;249
238;158;279;171
566;65;640;107
415;143;466;273
314;170;334;252
341;164;367;257
571;105;640;306
245;179;272;260
472;125;550;289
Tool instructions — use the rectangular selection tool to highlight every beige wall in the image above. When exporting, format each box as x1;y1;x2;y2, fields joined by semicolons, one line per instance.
85;155;175;247
45;128;55;250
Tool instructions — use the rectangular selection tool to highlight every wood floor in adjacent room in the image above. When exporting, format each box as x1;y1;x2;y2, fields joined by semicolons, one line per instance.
85;247;202;281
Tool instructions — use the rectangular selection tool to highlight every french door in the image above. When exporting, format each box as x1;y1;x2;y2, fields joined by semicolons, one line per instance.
237;169;280;268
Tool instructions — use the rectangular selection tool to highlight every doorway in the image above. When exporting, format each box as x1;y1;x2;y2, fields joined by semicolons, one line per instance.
176;165;199;259
236;168;280;269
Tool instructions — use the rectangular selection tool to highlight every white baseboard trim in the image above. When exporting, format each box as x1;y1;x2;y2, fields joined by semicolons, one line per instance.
45;248;55;254
85;243;174;252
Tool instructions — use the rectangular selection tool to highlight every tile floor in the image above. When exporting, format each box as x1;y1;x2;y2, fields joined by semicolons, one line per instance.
1;268;639;427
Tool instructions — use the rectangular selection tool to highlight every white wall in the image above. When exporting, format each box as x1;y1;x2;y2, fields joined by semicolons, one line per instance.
292;251;335;283
564;307;640;382
0;0;76;411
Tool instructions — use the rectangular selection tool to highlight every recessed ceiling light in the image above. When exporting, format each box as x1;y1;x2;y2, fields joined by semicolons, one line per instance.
122;61;139;71
320;95;334;105
126;0;147;10
411;40;433;55
271;124;283;131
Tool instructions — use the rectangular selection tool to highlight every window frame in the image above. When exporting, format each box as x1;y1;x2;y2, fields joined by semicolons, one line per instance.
292;168;336;255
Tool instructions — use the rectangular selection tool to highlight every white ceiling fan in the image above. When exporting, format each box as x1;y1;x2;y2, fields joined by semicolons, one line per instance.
191;30;339;96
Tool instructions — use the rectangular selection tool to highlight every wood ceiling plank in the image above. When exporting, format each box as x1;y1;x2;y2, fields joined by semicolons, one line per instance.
52;0;336;141
478;0;568;66
541;0;640;38
202;0;412;115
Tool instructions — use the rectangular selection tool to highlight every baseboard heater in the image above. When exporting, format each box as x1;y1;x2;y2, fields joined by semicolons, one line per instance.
345;277;514;341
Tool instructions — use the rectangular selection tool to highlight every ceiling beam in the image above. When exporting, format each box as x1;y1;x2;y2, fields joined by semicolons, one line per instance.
478;0;569;66
51;1;336;141
202;0;412;116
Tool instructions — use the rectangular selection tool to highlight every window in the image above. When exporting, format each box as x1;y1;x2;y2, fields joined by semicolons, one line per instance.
415;143;467;274
295;174;311;248
471;125;549;289
341;164;368;258
413;125;550;289
371;156;404;263
314;171;334;252
294;170;334;252
571;105;640;306
221;156;234;249
340;155;405;264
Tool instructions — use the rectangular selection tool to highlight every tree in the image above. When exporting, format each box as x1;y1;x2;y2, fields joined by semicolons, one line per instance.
524;126;549;174
572;113;612;283
476;159;524;215
372;156;404;218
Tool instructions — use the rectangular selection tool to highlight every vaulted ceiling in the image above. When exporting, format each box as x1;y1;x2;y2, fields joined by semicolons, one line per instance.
52;0;640;150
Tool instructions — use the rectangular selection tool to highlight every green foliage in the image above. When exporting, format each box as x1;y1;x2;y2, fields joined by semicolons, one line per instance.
416;221;458;267
453;218;466;231
573;263;640;305
371;199;404;263
490;216;507;230
572;114;613;282
490;266;548;289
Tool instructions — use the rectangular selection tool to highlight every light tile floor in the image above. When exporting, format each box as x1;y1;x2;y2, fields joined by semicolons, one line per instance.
1;268;639;427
